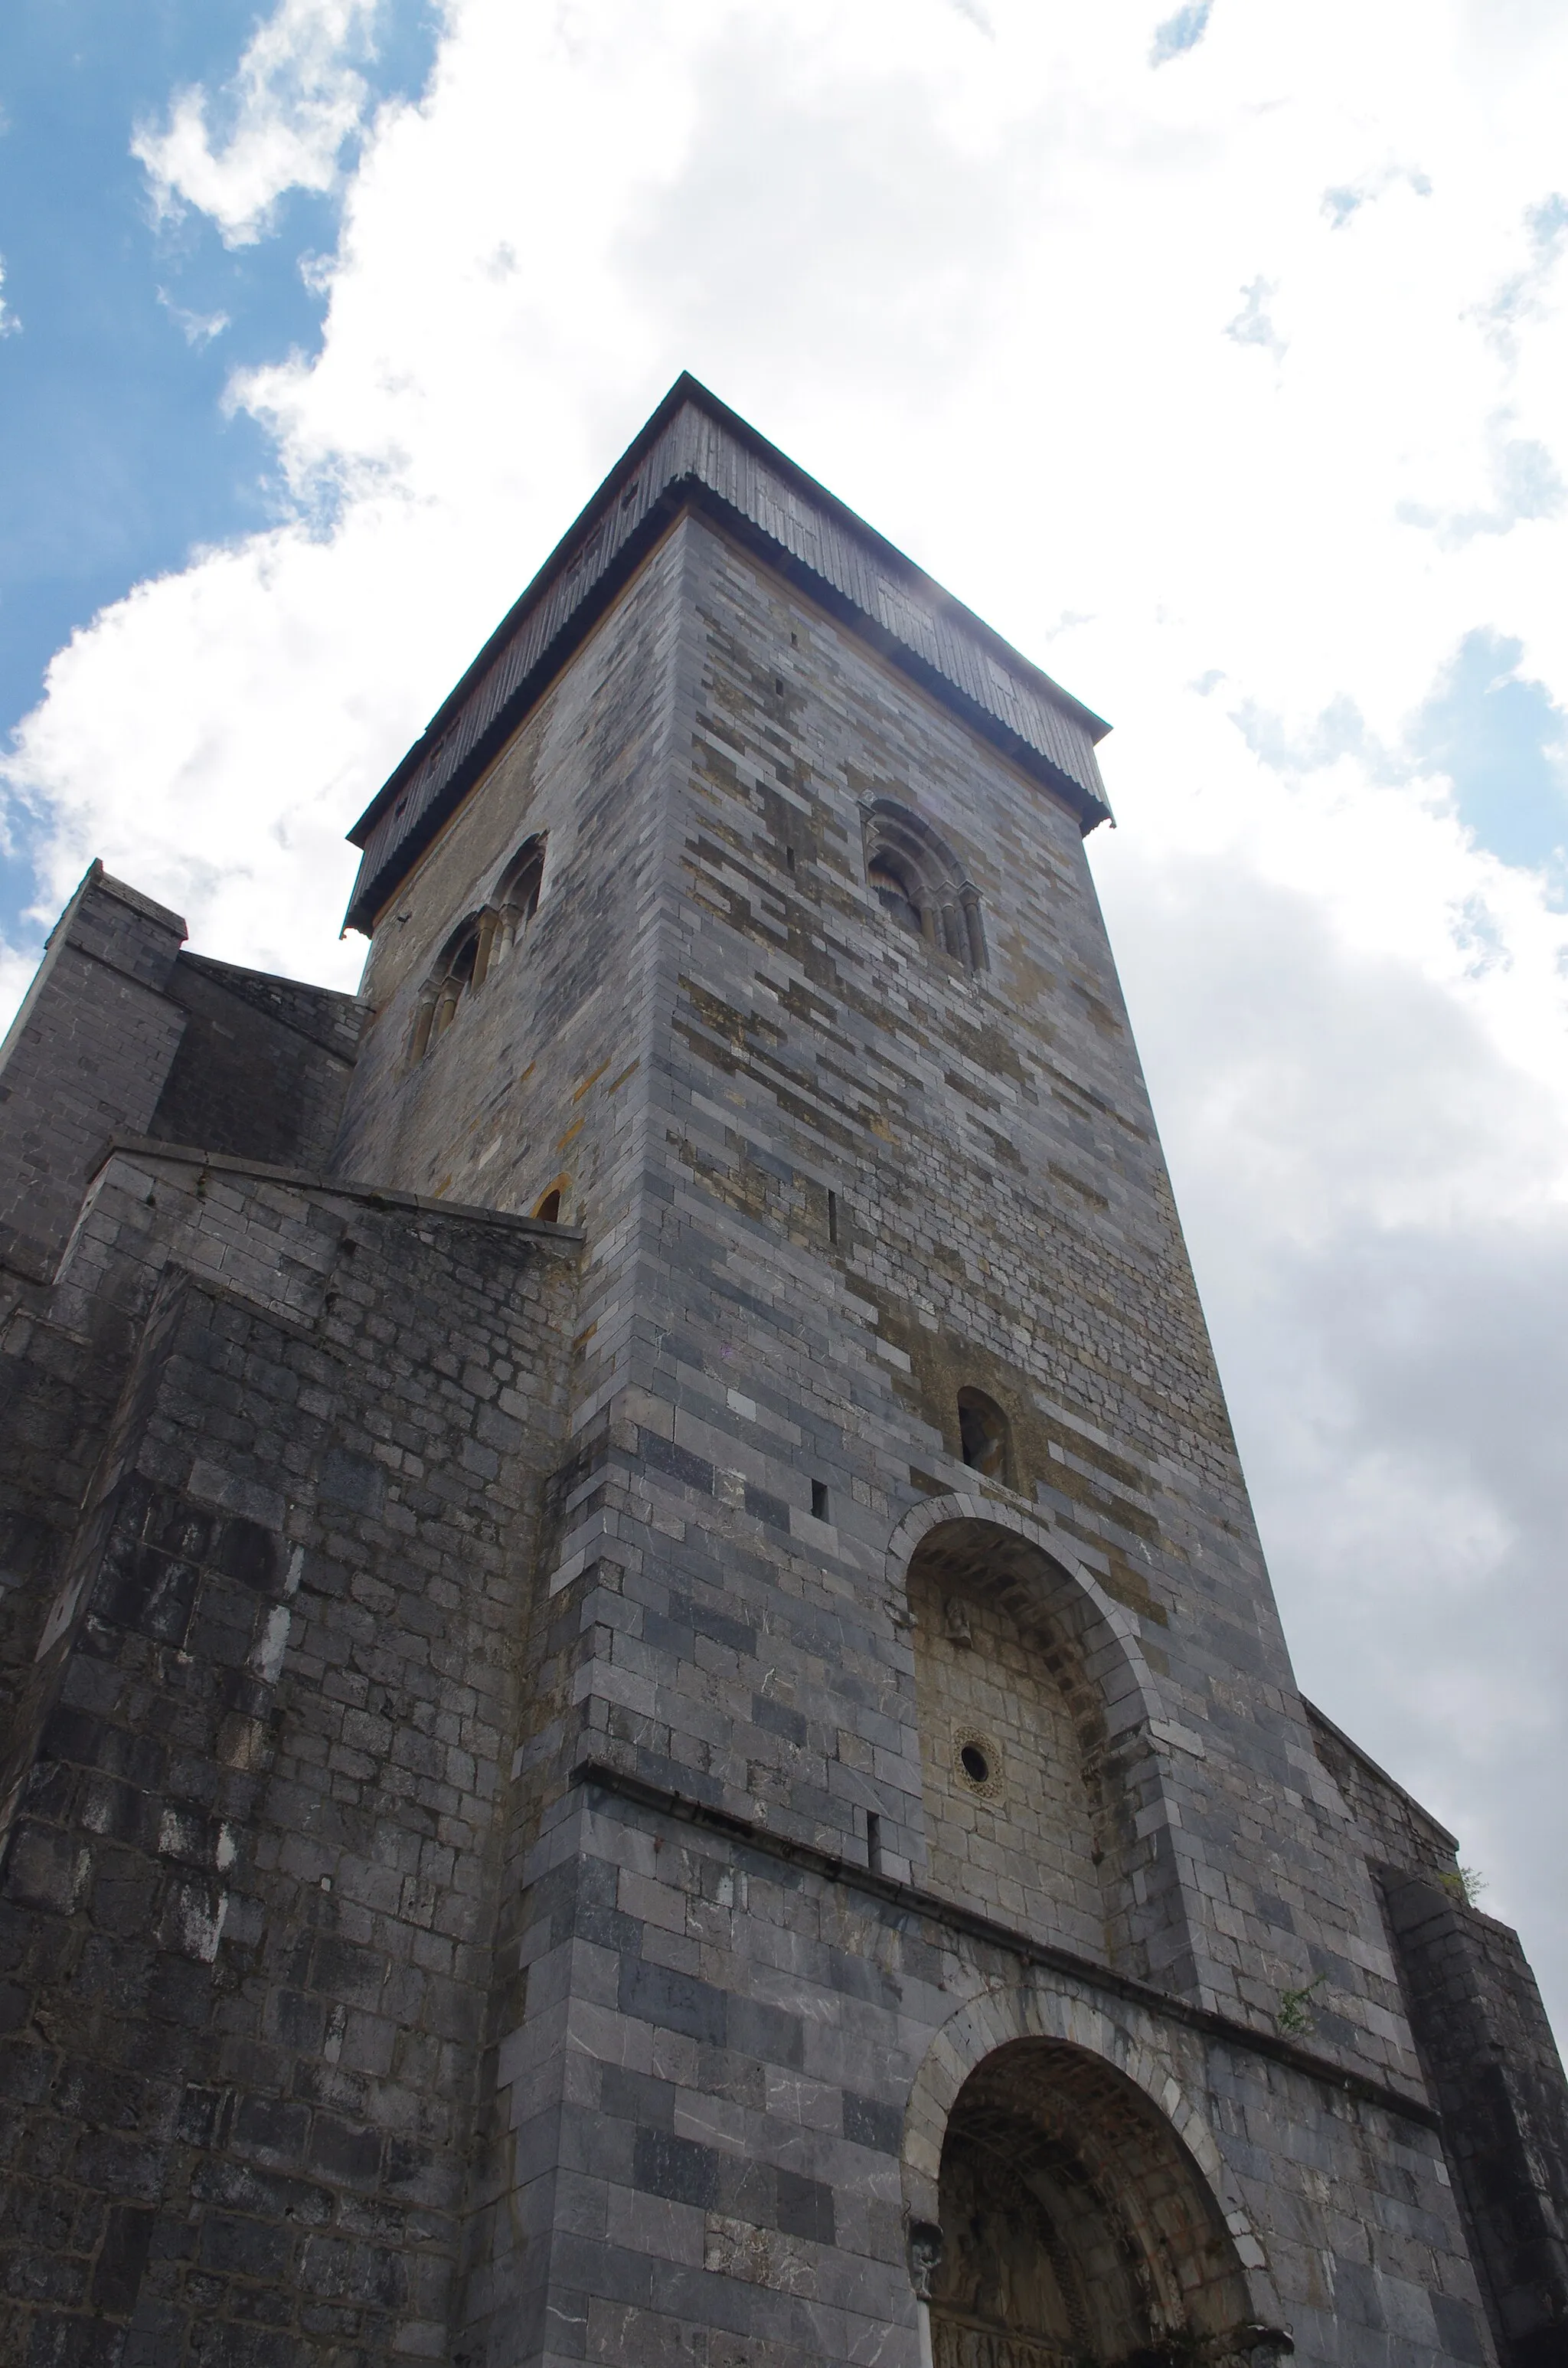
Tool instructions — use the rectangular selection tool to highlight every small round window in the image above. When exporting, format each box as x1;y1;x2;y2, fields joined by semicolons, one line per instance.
953;1726;1004;1801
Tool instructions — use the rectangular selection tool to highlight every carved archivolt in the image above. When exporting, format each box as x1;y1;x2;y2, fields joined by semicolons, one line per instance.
862;797;988;973
904;1990;1289;2368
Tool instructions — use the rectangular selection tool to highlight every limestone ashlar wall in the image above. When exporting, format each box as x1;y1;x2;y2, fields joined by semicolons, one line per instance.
332;522;684;1272
0;1147;578;2366
1381;1876;1568;2368
554;511;1420;2088
149;953;368;1173
1306;1701;1465;1883
0;867;370;1291
906;1557;1106;1958
488;1775;1491;2368
1306;1699;1568;2363
323;512;1488;2365
0;867;188;1281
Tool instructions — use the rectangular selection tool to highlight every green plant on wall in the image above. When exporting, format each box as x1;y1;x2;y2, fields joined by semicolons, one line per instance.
1437;1866;1487;1905
1276;1974;1326;2037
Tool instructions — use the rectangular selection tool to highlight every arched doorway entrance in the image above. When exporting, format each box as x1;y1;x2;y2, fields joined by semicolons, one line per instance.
923;2039;1260;2368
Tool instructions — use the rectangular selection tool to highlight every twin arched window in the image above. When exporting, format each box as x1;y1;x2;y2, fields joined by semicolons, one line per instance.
863;800;987;973
410;837;545;1064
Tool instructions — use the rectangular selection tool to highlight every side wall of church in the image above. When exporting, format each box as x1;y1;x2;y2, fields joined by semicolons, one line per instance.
1382;1876;1568;2368
0;1144;580;2366
0;872;370;1294
1308;1707;1568;2363
149;953;368;1173
0;868;188;1281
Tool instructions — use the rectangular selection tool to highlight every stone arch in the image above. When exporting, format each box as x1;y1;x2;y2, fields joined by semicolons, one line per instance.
407;835;547;1065
903;1984;1288;2361
889;1494;1183;1978
494;833;546;947
410;908;492;1062
862;797;987;971
957;1385;1011;1482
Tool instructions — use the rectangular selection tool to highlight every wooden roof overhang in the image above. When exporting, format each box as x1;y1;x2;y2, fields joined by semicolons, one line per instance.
343;373;1112;935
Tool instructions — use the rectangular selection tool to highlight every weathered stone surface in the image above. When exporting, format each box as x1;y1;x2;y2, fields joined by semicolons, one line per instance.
0;379;1561;2368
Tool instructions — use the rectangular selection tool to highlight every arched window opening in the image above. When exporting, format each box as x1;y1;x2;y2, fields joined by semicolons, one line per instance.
926;2041;1255;2368
410;911;492;1064
408;837;545;1067
904;1514;1176;1980
862;799;987;973
533;1187;562;1224
447;927;480;990
496;836;546;950
869;856;923;937
958;1388;1009;1482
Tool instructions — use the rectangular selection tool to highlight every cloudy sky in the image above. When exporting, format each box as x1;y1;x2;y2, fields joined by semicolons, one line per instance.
2;0;1566;2037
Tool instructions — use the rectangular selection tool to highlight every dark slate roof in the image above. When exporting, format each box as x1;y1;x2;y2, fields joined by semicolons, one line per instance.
343;374;1112;934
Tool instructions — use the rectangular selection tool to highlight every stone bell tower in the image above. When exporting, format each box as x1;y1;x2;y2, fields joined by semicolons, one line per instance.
1;376;1563;2368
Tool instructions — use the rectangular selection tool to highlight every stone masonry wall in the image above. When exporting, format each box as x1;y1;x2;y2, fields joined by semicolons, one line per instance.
1306;1710;1568;2366
0;868;369;1294
539;510;1417;2079
906;1555;1105;1961
1383;1876;1568;2368
487;1774;1492;2368
0;869;188;1282
332;522;686;1244
149;954;368;1174
324;510;1501;2367
0;1145;580;2366
1307;1703;1464;1885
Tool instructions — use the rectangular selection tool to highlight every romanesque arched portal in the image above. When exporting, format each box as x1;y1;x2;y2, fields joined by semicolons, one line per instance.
920;2037;1269;2368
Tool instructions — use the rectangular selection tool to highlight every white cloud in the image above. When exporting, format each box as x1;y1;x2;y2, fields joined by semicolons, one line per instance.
5;0;1568;2033
1224;275;1286;362
157;288;232;347
0;256;20;338
132;0;388;247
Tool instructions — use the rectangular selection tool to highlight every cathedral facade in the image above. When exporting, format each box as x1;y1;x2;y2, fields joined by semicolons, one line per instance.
1;378;1563;2368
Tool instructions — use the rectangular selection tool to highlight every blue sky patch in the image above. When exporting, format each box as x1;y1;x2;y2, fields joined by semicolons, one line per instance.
0;0;440;939
1412;628;1568;874
1150;2;1213;66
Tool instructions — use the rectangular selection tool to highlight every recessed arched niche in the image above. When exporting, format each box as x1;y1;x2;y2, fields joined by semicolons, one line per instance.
906;1518;1122;1964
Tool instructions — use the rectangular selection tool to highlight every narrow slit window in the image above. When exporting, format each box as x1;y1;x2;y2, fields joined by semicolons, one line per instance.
957;1387;1010;1483
497;836;546;944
